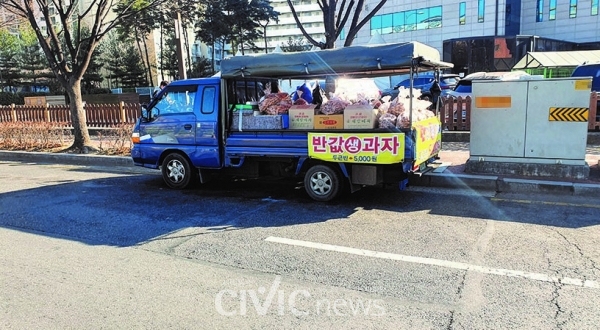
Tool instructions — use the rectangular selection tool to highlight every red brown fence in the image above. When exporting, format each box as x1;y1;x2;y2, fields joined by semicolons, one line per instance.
1;96;599;131
0;102;141;128
439;96;472;131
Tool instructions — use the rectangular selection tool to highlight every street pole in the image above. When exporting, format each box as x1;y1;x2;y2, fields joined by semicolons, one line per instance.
264;25;268;54
174;12;187;80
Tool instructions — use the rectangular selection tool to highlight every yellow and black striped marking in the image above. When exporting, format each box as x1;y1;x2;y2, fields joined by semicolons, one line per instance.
548;107;589;122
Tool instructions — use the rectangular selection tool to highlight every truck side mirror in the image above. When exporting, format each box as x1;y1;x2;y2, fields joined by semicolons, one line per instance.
141;103;158;122
140;103;150;122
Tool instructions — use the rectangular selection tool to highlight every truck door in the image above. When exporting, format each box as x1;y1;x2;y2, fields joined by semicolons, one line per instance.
194;84;221;168
138;85;198;166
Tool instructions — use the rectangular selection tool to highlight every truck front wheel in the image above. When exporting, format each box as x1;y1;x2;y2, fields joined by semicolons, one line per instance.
304;164;342;202
162;153;193;189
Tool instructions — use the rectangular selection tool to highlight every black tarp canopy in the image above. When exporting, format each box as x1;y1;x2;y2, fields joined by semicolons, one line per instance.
220;41;453;79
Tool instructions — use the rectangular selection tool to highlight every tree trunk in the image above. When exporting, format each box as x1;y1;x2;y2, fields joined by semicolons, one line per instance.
160;21;165;82
142;37;154;86
133;26;149;86
183;26;191;76
66;78;93;152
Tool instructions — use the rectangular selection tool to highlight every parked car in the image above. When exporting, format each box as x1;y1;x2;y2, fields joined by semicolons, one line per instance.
570;62;600;122
380;73;460;101
442;71;530;99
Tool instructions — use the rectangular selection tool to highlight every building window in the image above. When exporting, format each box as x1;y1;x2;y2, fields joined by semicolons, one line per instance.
370;15;381;35
393;12;405;32
549;0;556;20
381;13;393;34
340;27;345;40
459;2;466;25
428;6;442;28
405;10;418;31
536;0;544;22
370;6;443;35
570;0;577;17
592;0;599;16
478;0;485;22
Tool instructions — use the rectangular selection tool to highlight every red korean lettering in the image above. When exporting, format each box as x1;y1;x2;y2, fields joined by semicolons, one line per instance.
380;136;400;155
312;135;327;153
362;136;380;154
327;136;345;153
344;136;362;154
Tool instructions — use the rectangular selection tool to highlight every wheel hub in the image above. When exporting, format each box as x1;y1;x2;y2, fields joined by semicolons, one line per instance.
168;161;184;182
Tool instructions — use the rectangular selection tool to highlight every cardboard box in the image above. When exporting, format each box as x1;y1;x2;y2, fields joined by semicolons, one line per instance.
314;114;344;129
343;104;378;129
231;111;284;130
288;105;316;129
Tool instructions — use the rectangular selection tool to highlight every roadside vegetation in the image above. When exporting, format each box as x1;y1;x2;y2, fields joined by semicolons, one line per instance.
0;122;133;156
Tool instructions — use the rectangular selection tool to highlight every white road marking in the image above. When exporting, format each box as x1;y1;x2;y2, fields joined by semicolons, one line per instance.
265;236;599;289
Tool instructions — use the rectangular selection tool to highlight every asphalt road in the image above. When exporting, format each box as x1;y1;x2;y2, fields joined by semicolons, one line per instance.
1;161;599;329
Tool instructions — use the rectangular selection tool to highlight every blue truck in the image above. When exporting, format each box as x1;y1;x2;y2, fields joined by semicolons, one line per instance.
130;42;453;201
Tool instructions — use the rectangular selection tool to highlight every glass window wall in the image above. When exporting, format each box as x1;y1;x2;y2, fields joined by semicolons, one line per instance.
549;0;556;20
370;6;443;35
478;0;485;22
459;2;466;25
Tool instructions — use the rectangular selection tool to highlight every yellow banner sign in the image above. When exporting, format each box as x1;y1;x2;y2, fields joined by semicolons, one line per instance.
308;133;405;164
413;117;442;165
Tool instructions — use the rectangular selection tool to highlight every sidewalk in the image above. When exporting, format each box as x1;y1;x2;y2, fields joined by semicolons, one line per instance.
440;142;600;181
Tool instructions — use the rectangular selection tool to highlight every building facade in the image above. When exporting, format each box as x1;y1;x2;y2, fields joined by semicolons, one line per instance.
265;0;325;52
338;0;600;75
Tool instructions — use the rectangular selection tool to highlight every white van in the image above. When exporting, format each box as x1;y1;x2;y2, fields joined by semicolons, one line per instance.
443;71;530;99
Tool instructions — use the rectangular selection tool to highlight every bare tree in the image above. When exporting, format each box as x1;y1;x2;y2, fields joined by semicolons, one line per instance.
0;0;161;152
286;0;387;49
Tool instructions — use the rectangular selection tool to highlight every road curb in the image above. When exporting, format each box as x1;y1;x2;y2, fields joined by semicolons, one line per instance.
0;150;133;167
411;171;600;195
411;172;498;190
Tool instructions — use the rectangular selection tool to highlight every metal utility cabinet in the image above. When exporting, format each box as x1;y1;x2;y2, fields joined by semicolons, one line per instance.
467;77;592;178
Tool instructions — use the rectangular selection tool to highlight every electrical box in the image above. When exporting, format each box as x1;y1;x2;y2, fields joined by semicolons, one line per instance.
469;77;591;166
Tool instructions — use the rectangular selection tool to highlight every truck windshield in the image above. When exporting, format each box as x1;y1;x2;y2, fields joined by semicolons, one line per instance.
154;85;198;115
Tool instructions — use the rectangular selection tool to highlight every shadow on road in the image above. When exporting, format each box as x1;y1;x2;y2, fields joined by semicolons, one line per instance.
1;168;598;247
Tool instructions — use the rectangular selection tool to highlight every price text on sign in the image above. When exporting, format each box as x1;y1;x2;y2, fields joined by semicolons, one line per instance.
308;133;405;164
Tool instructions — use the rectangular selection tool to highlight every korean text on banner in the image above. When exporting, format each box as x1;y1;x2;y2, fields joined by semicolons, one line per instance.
413;117;442;165
308;133;405;164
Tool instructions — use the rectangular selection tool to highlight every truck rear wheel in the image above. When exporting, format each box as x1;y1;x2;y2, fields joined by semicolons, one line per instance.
304;164;342;202
162;153;193;189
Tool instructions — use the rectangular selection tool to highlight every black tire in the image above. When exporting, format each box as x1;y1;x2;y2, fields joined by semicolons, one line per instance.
303;164;342;202
161;153;193;189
